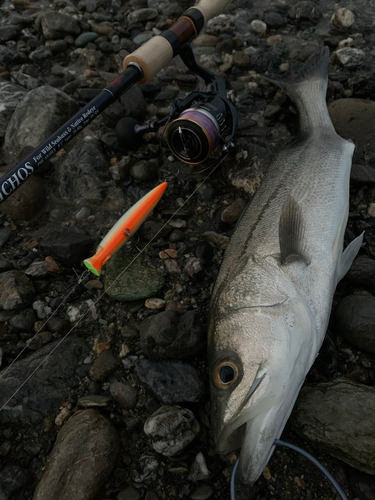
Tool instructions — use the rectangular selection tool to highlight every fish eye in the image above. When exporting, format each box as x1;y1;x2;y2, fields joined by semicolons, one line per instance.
213;357;241;390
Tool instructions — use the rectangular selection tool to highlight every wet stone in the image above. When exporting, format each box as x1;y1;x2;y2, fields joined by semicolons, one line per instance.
0;172;46;221
250;20;267;36
329;99;375;143
128;8;158;23
38;11;81;40
331;8;355;30
0;25;20;43
189;485;213;500
29;45;53;62
130;159;158;181
185;257;203;278
347;256;375;288
136;358;205;404
0;258;13;272
75;32;99;47
9;308;34;332
26;331;53;350
0;336;89;424
263;12;285;28
105;249;164;302
292;378;375;474
221;198;246;223
144;405;200;456
0;81;27;141
188;453;210;482
33;409;120;500
334;48;365;67
117;486;140;500
0;226;11;248
24;261;48;278
78;395;111;407
89;349;120;382
288;1;322;23
140;310;204;359
110;381;138;409
39;230;93;267
0;271;35;311
334;294;375;354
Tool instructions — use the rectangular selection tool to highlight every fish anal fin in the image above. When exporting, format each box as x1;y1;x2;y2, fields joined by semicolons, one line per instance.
279;196;309;266
336;232;364;284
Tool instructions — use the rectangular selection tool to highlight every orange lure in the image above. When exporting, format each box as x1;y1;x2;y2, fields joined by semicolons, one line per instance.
84;182;168;276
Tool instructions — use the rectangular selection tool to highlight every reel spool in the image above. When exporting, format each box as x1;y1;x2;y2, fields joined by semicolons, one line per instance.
116;43;238;165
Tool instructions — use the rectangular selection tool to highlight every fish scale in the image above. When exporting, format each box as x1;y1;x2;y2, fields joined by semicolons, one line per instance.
208;47;363;485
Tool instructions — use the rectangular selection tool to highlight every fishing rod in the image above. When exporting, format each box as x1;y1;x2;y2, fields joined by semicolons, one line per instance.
0;0;235;204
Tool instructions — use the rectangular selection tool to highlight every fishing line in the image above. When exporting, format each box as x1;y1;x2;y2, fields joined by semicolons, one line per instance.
230;439;349;500
0;154;227;412
0;269;90;380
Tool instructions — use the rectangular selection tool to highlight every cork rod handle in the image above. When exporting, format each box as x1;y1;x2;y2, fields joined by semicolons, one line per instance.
124;0;232;84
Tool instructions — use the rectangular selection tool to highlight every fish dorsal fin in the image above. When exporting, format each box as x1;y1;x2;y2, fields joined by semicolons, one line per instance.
279;196;309;265
336;232;364;284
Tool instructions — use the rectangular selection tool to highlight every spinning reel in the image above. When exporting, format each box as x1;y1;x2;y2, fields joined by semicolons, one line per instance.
116;43;238;165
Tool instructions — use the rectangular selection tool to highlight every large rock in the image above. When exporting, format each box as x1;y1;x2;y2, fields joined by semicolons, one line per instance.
328;99;375;143
0;81;27;142
140;310;204;359
291;379;375;474
136;359;205;404
4;86;78;161
33;409;120;500
347;256;375;288
105;250;164;302
334;294;375;354
38;11;81;40
0;337;89;424
0;271;35;311
57;138;110;205
39;230;93;267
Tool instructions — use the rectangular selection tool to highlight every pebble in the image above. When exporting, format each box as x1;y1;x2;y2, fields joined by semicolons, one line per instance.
250;20;267;36
0;226;11;248
232;51;250;69
33;410;120;500
75;32;99;47
105;249;164;301
368;203;375;218
288;1;322;23
0;81;27;141
203;231;230;250
334;294;375;354
78;395;111;407
0;271;35;311
38;11;81;40
328;99;375;142
140;310;204;359
331;8;355;30
89;349;120;382
75;207;91;221
130;159;158;181
66;299;98;324
189;485;213;500
110;381;138;409
185;257;203;277
145;297;166;310
194;34;218;47
144;405;200;456
136;358;205;404
188;453;210;482
133;31;154;45
25;262;48;278
128;8;158;23
350;164;375;184
334;47;365;67
117;486;140;500
27;331;53;350
87;20;112;36
292;378;375;474
263;12;285;28
221;198;246;223
32;300;51;320
40;230;92;267
9;308;35;332
0;173;46;221
0;465;29;497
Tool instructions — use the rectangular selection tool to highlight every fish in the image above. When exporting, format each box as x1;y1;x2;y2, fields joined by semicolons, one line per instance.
84;182;168;275
208;47;363;484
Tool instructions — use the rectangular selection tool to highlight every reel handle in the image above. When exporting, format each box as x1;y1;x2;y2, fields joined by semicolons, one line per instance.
123;0;232;84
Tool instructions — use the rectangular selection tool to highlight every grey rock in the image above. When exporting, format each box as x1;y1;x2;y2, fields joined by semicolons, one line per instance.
136;359;205;404
263;12;285;28
351;164;375;184
0;45;20;68
0;227;11;249
45;316;71;335
39;230;93;267
0;258;13;272
0;271;35;311
184;257;203;278
329;99;375;143
0;337;89;423
4;86;78;161
110;381;138;409
33;409;120;500
38;11;81;40
128;8;158;23
0;465;29;497
27;331;53;350
49;39;68;53
291;378;375;474
221;198;246;223
9;308;35;332
189;485;213;500
89;350;120;382
75;32;99;47
0;168;46;221
216;37;234;54
0;25;21;43
78;395;111;407
0;81;27;142
10;69;44;90
188;453;210;482
144;405;200;456
57;139;109;205
130;159;158;182
347;256;375;288
29;45;53;62
133;31;154;45
349;468;375;500
24;261;48;278
263;103;282;119
140;310;204;359
105;249;164;301
288;1;322;23
334;294;375;354
119;85;146;121
117;486;140;500
334;48;365;67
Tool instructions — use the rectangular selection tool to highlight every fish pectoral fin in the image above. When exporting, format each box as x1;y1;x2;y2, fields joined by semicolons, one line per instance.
279;196;310;266
336;232;364;284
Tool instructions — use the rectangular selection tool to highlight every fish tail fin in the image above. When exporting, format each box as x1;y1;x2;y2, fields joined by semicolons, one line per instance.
265;47;334;134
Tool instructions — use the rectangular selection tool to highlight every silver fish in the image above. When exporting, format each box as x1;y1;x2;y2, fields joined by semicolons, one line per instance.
208;47;363;484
